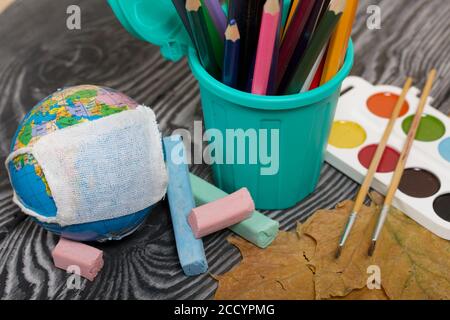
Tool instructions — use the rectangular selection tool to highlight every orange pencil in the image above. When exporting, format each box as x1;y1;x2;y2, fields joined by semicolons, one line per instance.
320;0;358;84
252;0;281;95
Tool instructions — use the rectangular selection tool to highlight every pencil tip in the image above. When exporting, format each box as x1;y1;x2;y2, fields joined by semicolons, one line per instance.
368;241;376;257
330;0;347;13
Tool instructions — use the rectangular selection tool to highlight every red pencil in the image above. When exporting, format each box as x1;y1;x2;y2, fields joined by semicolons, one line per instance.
252;0;281;95
309;55;327;90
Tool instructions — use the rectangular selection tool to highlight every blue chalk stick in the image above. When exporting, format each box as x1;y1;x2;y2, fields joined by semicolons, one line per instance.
163;136;208;276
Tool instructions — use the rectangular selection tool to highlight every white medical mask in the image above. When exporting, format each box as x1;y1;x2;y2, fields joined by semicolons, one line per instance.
5;106;168;227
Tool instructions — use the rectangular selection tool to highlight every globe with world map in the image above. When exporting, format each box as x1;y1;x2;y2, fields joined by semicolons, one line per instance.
8;85;153;242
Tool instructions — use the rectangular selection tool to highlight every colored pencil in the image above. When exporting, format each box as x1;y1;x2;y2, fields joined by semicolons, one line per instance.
276;0;316;90
202;0;224;70
335;78;413;259
368;70;437;257
229;0;265;91
252;0;281;95
203;0;227;39
171;0;195;42
186;0;220;78
282;0;300;38
277;0;329;93
266;0;283;95
319;0;332;18
283;0;345;95
321;0;359;85
301;47;327;92
222;20;241;88
309;53;327;90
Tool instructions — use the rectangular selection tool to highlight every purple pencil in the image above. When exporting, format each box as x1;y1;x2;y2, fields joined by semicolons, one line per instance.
203;0;227;40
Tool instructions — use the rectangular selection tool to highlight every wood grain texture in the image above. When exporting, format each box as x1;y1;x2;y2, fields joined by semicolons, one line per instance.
0;0;449;300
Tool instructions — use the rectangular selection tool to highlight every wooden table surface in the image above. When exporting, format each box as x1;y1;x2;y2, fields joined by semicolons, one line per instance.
0;0;449;300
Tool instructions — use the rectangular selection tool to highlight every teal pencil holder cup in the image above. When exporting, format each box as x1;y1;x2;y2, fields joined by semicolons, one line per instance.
188;45;353;209
108;0;354;209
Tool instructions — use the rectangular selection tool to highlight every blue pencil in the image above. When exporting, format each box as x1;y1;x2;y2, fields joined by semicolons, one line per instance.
222;20;241;88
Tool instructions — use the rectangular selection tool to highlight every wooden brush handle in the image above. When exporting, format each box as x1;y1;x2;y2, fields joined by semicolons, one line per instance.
353;77;413;212
384;69;437;206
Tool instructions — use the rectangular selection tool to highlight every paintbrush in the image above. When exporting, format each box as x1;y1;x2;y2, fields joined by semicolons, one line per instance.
335;77;413;259
368;69;437;257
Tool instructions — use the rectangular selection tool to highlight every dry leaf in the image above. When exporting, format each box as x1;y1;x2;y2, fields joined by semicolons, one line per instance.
375;207;450;300
303;200;380;299
214;198;450;300
334;287;388;300
305;200;450;300
214;227;316;300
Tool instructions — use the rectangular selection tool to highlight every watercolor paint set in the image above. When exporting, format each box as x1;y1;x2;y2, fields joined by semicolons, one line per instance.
326;76;450;239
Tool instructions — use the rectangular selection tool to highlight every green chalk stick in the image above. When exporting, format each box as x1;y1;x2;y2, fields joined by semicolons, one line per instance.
189;173;279;248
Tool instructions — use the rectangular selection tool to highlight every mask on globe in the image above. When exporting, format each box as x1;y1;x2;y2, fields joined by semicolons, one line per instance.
5;105;168;227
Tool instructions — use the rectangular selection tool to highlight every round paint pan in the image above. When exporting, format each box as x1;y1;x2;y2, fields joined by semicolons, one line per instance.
358;144;400;173
329;121;367;149
439;137;450;163
367;92;409;119
434;194;450;222
402;114;446;142
399;168;441;198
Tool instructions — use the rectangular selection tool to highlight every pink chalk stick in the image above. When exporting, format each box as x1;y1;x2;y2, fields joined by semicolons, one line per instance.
188;188;255;239
52;238;104;281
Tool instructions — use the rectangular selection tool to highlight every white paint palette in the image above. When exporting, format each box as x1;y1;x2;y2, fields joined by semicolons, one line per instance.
325;76;450;239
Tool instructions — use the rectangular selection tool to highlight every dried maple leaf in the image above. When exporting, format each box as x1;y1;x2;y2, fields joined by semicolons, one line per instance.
214;227;316;300
334;287;388;300
374;207;450;300
303;200;381;299
214;197;450;300
305;199;450;300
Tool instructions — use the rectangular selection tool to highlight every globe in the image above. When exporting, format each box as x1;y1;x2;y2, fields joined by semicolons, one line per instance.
8;85;153;242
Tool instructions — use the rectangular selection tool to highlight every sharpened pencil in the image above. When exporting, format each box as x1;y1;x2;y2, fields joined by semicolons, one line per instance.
321;0;358;84
277;0;329;93
172;0;195;42
223;20;241;88
283;0;345;95
252;0;281;95
267;0;283;95
186;0;220;78
229;0;265;91
276;0;316;90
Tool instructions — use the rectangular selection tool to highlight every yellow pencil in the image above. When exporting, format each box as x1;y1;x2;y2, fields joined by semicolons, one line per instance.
320;0;358;85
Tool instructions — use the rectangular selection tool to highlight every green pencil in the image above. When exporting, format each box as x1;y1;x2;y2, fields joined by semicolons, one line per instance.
201;0;224;71
283;0;345;95
186;0;220;78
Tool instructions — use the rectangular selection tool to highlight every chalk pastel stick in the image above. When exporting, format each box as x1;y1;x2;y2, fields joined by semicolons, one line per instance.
189;173;280;248
163;136;208;276
188;188;255;238
52;238;104;281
